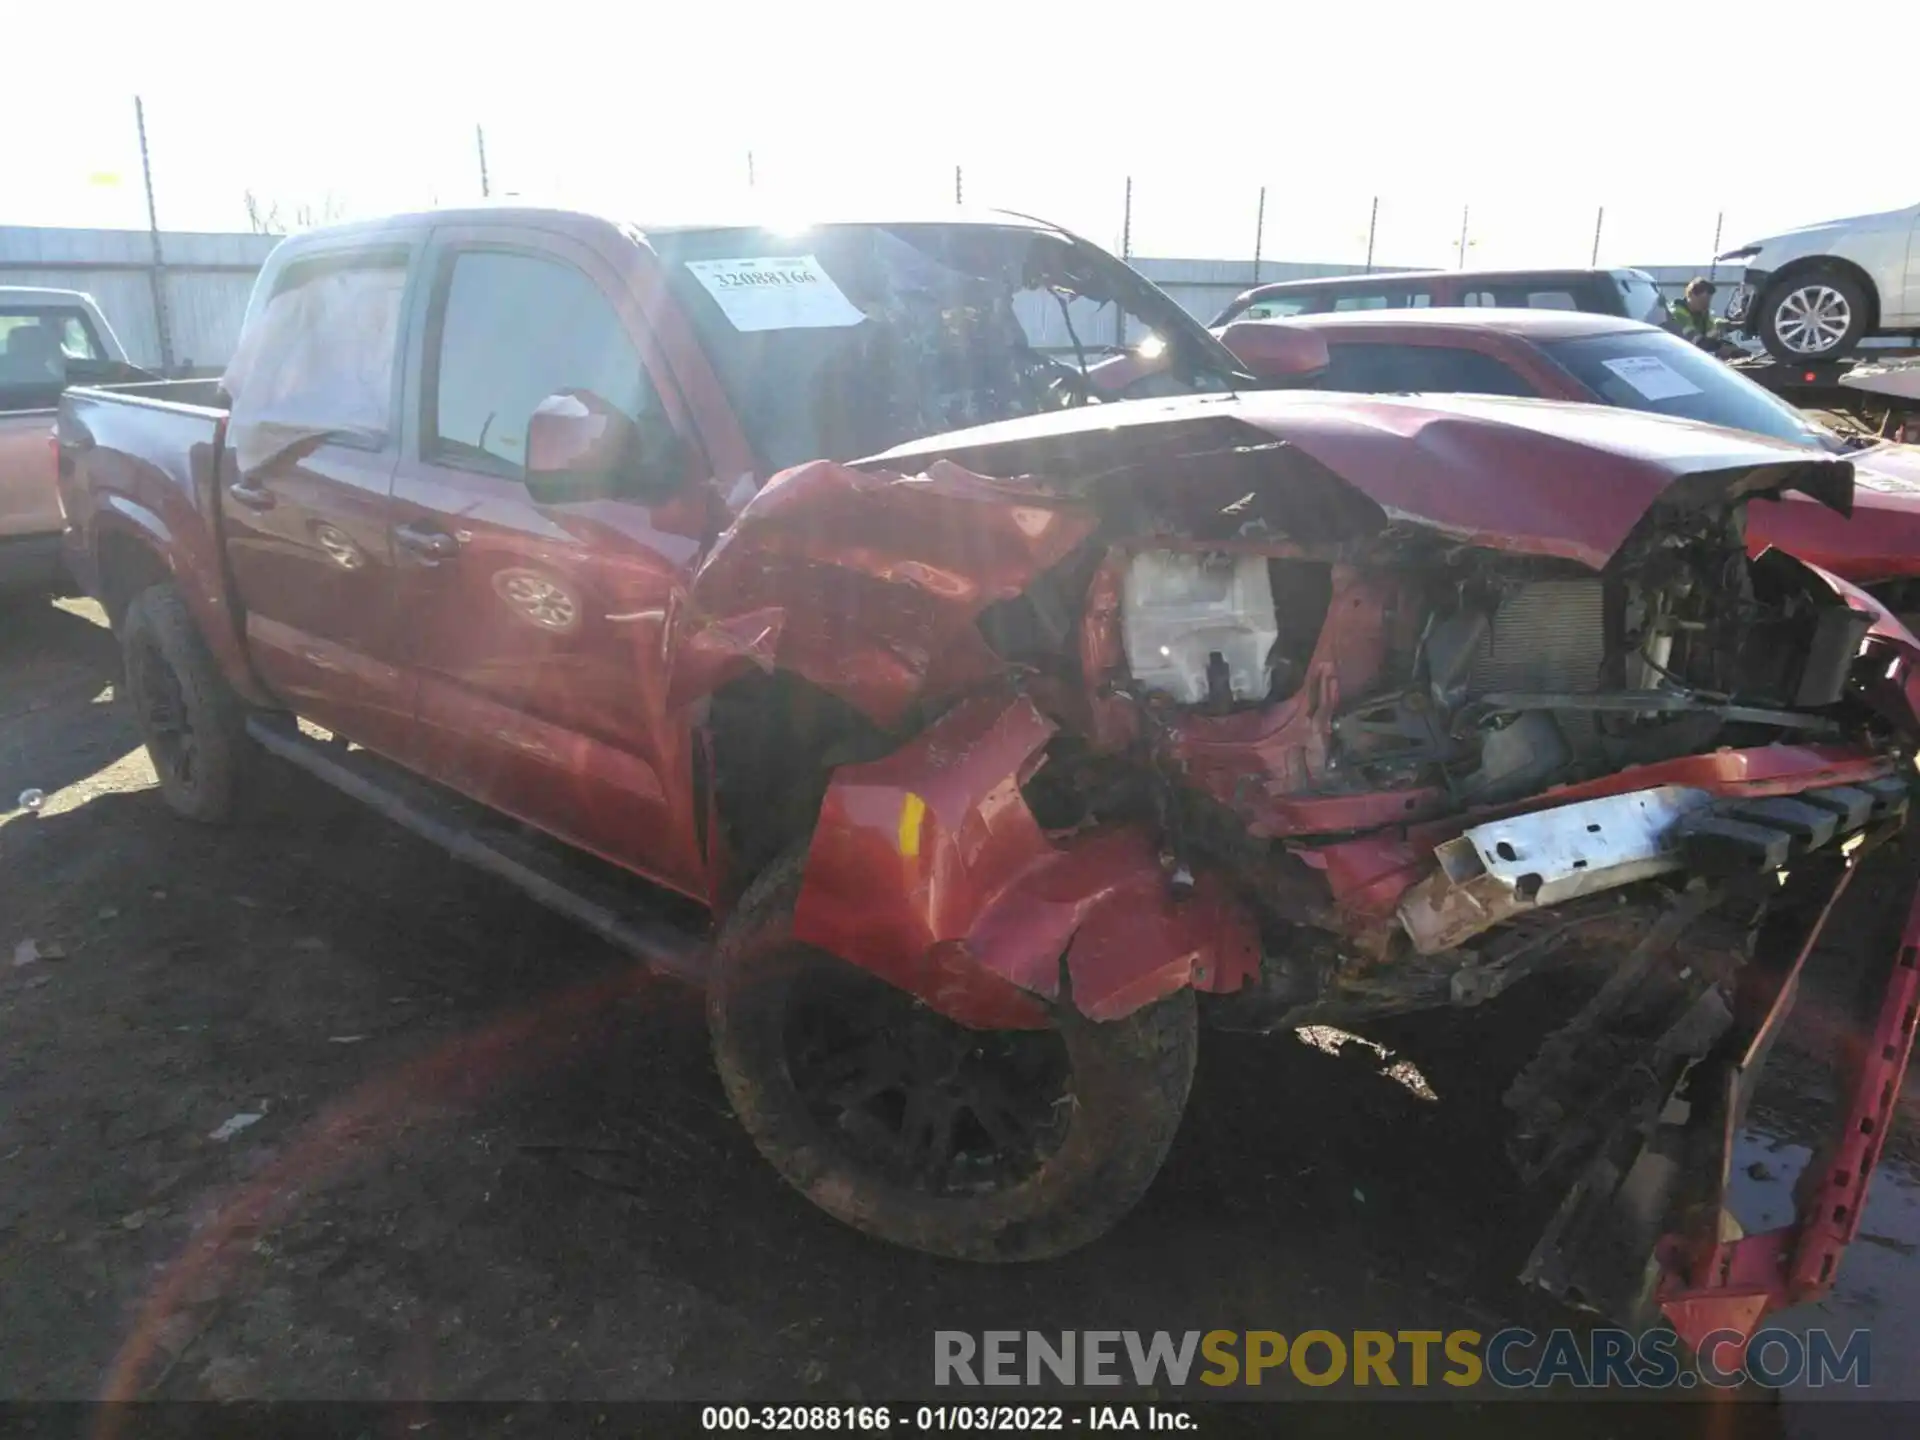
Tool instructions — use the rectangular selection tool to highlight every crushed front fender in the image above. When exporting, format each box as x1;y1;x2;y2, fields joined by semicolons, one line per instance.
792;692;1261;1027
671;460;1096;727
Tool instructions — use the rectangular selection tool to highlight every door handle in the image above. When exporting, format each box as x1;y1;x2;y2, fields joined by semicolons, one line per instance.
227;480;276;511
394;522;461;560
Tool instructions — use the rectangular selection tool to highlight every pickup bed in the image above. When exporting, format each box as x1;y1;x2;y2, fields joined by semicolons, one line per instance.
57;204;1920;1356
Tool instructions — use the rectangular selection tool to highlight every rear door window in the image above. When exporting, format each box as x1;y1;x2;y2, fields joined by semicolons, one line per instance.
223;253;410;471
1241;294;1318;320
1319;342;1539;397
1461;280;1614;313
0;308;105;402
1232;282;1433;322
1328;286;1435;311
1613;274;1672;324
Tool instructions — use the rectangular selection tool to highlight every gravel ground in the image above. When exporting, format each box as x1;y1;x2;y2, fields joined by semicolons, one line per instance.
1;598;1913;1430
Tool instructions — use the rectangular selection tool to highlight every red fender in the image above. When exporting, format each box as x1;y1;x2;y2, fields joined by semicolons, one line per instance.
86;499;271;707
792;692;1260;1028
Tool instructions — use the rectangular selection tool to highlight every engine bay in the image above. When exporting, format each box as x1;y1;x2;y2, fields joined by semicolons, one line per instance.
1098;502;1881;823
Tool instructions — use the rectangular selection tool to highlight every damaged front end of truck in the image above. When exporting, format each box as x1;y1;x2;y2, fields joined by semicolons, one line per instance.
680;389;1920;1349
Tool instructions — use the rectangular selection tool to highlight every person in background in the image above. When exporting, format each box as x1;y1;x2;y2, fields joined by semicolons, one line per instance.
1669;278;1728;350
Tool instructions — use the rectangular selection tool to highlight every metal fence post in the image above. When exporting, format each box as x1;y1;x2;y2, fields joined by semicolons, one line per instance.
1709;210;1724;282
954;165;963;207
1252;185;1265;285
1364;195;1378;273
134;96;174;374
1456;204;1470;269
1590;205;1605;266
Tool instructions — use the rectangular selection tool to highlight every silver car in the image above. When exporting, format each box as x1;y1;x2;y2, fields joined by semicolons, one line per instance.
1720;202;1920;361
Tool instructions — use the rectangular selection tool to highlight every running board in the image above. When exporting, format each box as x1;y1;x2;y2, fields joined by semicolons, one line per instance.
244;716;707;983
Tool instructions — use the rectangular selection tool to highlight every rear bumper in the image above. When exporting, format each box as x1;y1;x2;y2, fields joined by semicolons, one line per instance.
0;531;67;594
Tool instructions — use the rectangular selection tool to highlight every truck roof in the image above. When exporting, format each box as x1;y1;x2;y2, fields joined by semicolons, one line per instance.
277;203;1065;253
0;285;98;306
1236;264;1653;292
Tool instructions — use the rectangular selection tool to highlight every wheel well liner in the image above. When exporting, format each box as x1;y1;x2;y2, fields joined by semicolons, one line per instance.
94;528;173;628
706;670;898;889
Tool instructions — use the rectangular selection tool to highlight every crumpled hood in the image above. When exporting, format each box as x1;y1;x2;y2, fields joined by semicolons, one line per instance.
866;390;1855;571
1752;442;1920;583
1853;441;1920;492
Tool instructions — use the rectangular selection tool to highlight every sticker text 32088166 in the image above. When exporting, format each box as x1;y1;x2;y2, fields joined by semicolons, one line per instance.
683;255;867;333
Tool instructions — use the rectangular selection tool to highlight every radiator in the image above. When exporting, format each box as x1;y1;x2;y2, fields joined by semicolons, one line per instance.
1468;580;1608;751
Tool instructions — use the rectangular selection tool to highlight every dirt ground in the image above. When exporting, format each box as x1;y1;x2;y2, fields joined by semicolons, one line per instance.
2;598;1915;1426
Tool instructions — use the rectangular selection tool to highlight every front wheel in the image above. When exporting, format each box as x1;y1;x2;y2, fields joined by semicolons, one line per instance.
1758;269;1870;360
708;849;1198;1261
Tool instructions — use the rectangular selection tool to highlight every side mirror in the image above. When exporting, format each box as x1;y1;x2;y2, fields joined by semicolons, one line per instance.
523;390;686;505
1217;320;1330;382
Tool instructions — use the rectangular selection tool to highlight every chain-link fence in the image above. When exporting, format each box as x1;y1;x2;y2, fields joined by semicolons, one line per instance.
8;96;1771;371
38;97;1751;267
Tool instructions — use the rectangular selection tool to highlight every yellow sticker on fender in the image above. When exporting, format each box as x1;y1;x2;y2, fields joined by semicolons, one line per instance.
898;793;927;858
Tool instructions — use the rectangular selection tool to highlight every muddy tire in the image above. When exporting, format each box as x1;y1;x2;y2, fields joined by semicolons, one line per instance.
708;849;1197;1262
119;582;252;824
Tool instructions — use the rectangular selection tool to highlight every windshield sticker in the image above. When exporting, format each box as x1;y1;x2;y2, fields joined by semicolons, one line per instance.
1600;354;1703;402
683;256;867;333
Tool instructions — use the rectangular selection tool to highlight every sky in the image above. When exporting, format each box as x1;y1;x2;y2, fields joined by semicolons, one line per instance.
5;0;1914;271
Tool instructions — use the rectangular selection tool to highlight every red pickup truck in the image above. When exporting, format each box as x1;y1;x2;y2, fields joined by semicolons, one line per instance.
58;206;1920;1353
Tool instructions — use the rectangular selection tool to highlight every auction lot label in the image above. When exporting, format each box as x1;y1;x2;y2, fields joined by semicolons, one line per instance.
704;1405;1187;1431
17;1400;1901;1437
683;256;867;332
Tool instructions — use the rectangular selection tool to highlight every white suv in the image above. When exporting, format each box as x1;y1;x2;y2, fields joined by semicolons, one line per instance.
1720;202;1919;361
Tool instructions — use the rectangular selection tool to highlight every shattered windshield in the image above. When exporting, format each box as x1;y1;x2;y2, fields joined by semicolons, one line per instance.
653;222;1238;471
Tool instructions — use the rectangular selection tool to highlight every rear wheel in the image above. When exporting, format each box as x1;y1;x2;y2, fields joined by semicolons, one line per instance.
1758;268;1870;360
708;849;1198;1261
119;582;252;823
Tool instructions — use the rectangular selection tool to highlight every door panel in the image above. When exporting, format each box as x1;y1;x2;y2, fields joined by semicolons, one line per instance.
223;443;408;754
390;229;713;899
219;250;414;756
